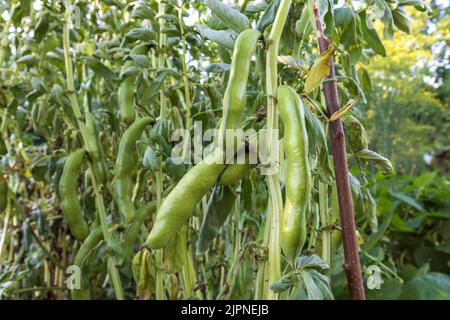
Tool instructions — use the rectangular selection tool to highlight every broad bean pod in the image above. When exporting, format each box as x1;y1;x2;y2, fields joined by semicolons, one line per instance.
277;85;312;262
145;29;260;249
85;111;107;184
118;61;136;124
59;149;90;241
115;117;153;223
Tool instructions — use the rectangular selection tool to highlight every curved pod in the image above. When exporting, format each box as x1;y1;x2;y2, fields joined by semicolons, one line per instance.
59;149;89;241
277;85;311;262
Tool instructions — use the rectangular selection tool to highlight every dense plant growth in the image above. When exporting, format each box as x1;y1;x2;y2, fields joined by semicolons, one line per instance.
0;0;448;300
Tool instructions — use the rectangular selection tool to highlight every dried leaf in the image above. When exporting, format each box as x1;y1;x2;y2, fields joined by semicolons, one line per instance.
304;44;335;93
329;99;356;122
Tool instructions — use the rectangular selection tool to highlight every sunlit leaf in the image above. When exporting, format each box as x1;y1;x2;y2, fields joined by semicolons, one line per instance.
304;44;335;93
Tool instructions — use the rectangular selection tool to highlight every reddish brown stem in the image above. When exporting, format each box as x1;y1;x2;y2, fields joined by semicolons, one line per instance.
312;2;366;300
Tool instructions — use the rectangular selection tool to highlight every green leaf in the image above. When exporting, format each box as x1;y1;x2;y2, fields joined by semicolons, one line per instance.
196;185;235;254
31;77;48;93
125;28;156;42
269;272;299;294
256;0;280;32
131;3;153;19
344;115;369;152
389;191;426;212
390;214;415;232
381;5;395;40
304;44;335;93
34;12;50;42
349;173;362;202
401;273;450;299
207;13;229;30
205;0;250;33
323;0;334;37
355;149;394;174
436;239;450;254
334;7;362;64
16;54;37;66
297;254;330;270
203;62;231;73
357;67;373;92
129;54;152;68
359;11;386;56
119;66;141;79
245;1;268;13
302;101;333;183
397;0;425;6
413;171;437;189
142;146;159;178
84;57;116;80
392;6;411;34
164;158;187;182
294;5;312;39
363;210;395;251
366;280;403;300
302;269;334;300
195;23;235;50
139;69;179;105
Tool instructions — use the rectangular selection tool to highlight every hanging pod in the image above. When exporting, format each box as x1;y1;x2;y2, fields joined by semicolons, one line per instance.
277;85;312;262
114;117;153;223
145;29;261;249
58;149;90;241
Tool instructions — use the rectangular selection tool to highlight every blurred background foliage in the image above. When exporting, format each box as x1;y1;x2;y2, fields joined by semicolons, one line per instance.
362;4;449;174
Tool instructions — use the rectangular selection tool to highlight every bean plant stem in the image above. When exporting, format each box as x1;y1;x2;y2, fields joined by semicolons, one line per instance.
90;166;124;300
265;0;292;300
0;205;10;264
178;1;192;139
312;1;366;300
155;0;167;300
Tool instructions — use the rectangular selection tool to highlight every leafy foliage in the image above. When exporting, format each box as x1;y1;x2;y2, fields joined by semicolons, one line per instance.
0;0;447;300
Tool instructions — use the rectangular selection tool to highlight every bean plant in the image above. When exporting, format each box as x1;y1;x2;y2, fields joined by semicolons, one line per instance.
0;0;437;300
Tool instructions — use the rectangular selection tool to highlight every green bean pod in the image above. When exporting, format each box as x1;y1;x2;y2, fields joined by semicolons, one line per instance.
218;162;251;186
218;29;261;141
59;149;89;241
118;61;136;124
124;200;157;255
145;149;226;249
217;148;253;186
145;29;260;250
71;227;103;300
277;85;311;262
85;112;107;184
115;117;153;223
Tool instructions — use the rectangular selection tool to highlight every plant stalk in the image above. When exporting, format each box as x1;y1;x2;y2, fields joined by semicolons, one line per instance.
265;0;292;300
312;1;366;300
